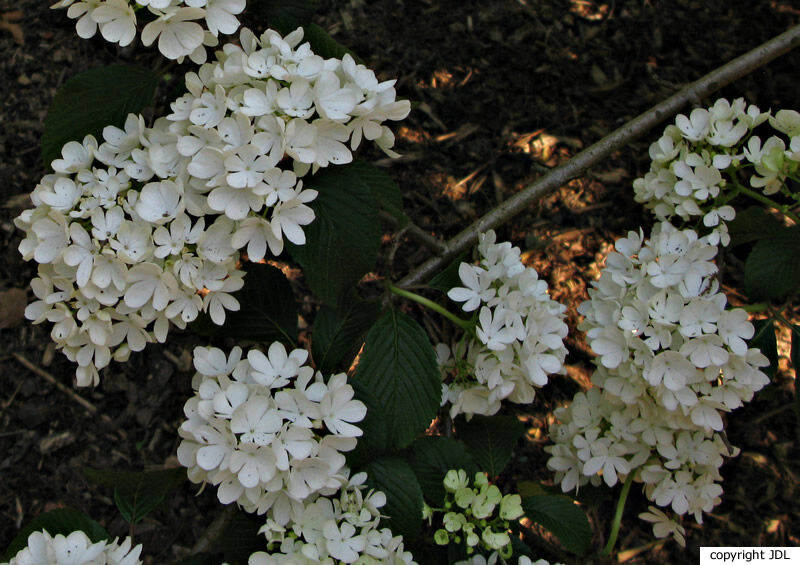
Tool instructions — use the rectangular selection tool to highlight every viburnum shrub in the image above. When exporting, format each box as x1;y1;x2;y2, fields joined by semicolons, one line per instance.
5;2;799;564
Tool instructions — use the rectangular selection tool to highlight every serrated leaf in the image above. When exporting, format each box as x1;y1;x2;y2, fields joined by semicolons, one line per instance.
190;262;298;346
455;415;525;476
248;0;317;35
750;319;778;378
352;309;441;448
42;65;159;170
346;380;390;469
303;23;361;62
312;295;381;373
365;457;424;543
84;467;185;525
287;165;381;306
348;160;406;221
407;436;479;505
744;225;800;300
1;508;109;562
522;495;592;556
727;206;785;246
428;253;468;294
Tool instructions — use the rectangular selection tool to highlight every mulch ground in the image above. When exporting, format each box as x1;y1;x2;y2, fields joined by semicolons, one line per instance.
1;1;799;563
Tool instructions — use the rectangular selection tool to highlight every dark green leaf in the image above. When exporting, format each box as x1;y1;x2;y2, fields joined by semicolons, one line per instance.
287;165;381;306
174;553;217;565
213;509;266;564
247;0;318;35
346;380;391;469
348;160;406;221
312;295;381;373
407;436;479;505
744;225;800;300
365;457;424;543
302;23;361;62
190;262;298;347
750;319;778;379
1;508;109;562
428;253;468;294
84;467;185;525
455;415;525;476
353;309;441;448
727;206;785;246
42;65;159;170
790;324;800;379
522;495;592;556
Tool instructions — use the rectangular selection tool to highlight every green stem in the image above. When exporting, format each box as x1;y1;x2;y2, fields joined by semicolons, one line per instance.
735;182;800;224
387;281;473;330
739;302;769;313
600;473;635;557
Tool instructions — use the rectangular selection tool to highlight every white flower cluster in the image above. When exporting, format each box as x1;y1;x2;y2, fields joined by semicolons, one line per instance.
3;530;142;565
16;27;409;386
177;344;368;523
251;472;415;564
546;221;770;544
439;230;568;419
455;555;561;565
51;0;245;62
633;97;800;246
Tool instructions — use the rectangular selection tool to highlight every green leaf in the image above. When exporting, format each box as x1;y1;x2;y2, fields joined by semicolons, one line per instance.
407;436;479;505
744;225;800;300
790;324;800;379
353;309;441;448
428;253;468;294
365;457;424;543
174;553;217;565
247;0;317;35
348;160;406;221
84;467;185;525
213;509;266;564
312;294;381;373
750;319;778;379
1;508;109;562
190;262;298;346
287;165;381;306
727;206;785;246
346;380;390;468
455;414;525;476
302;23;361;62
521;495;592;556
42;65;159;170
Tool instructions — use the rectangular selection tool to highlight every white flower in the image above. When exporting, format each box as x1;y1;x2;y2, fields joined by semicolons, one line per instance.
141;7;206;61
91;0;136;46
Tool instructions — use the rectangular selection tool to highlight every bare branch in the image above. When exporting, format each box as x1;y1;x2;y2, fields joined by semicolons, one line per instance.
398;24;800;287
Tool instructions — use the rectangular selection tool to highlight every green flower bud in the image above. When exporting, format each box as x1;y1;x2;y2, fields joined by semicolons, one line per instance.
443;511;467;532
499;493;524;520
474;472;489;489
434;529;450;545
482;528;511;550
454;486;475;509
444;469;469;493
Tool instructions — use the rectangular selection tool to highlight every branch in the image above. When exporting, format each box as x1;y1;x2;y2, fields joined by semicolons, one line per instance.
398;23;800;287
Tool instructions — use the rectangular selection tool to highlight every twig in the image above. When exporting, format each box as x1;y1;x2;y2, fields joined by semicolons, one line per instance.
398;23;800;287
379;210;447;254
13;353;98;415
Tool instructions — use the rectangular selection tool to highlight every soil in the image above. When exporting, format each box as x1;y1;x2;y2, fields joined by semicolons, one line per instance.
1;1;800;564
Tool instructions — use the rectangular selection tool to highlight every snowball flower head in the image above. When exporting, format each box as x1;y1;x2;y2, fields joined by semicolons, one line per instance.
440;230;568;419
177;344;367;524
4;530;142;565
